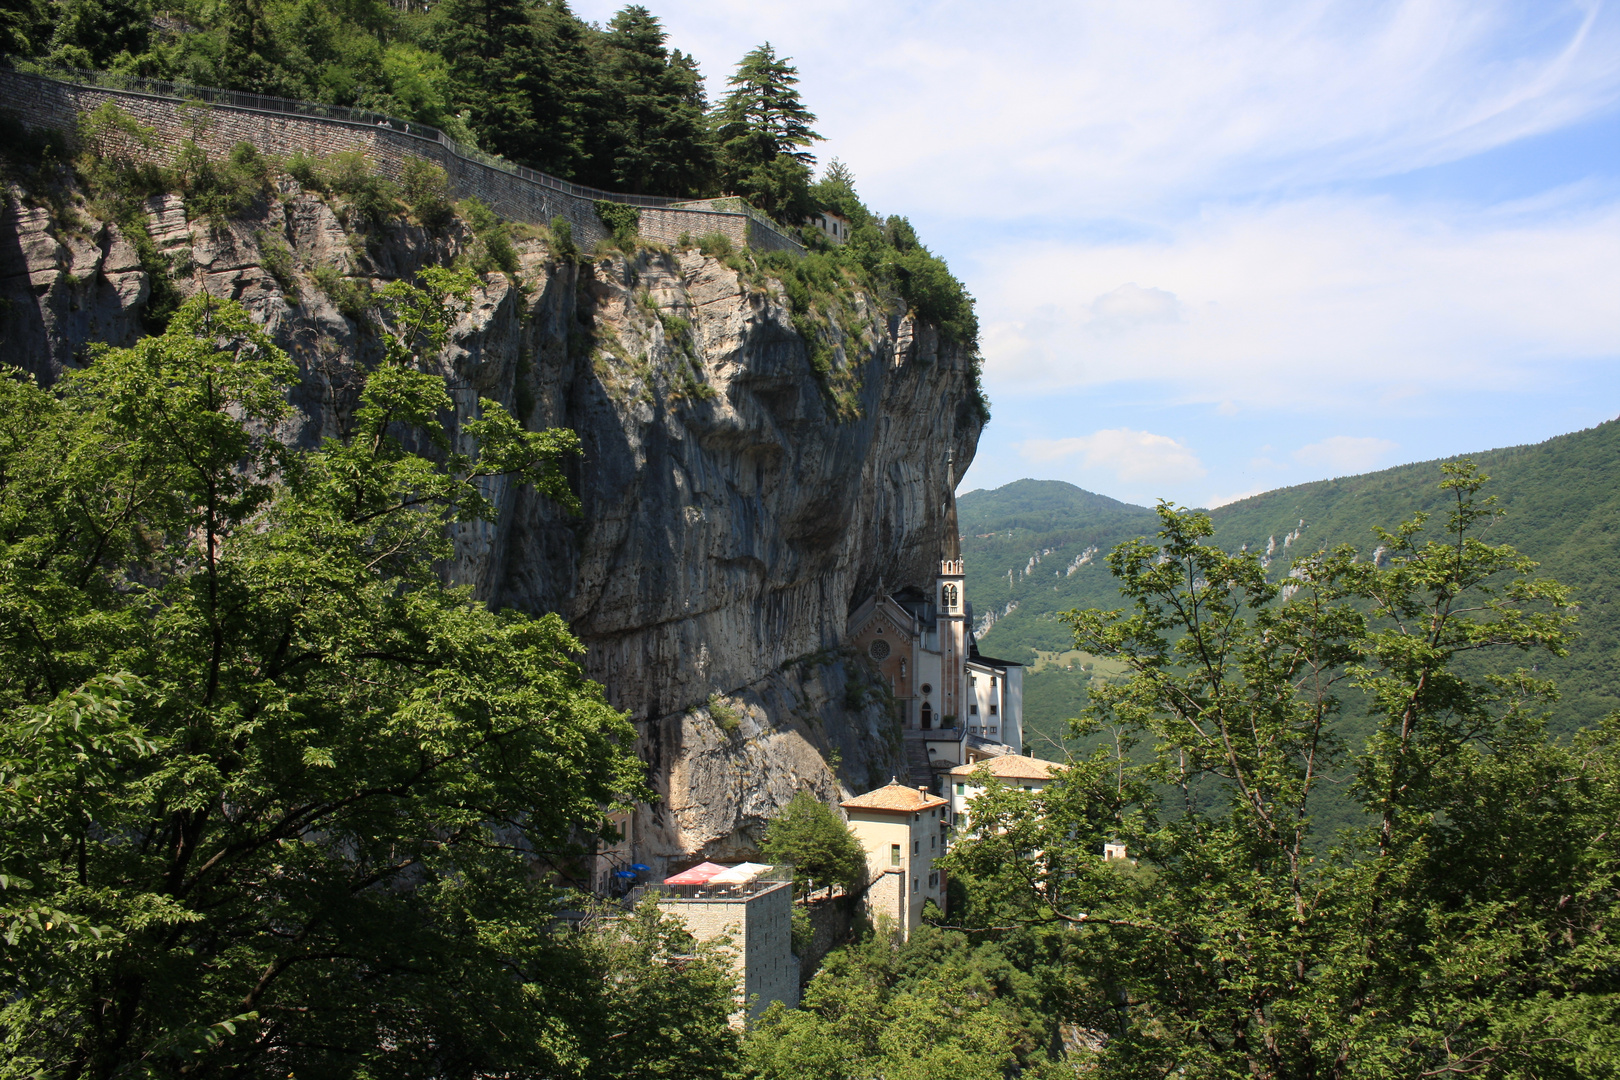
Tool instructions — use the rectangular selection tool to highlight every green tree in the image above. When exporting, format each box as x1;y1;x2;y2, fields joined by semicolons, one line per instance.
41;0;152;71
714;42;821;222
809;157;862;223
0;275;657;1076
947;467;1620;1078
745;926;1052;1079
586;5;717;195
759;790;867;898
429;0;545;165
0;0;48;56
427;0;605;177
586;897;744;1079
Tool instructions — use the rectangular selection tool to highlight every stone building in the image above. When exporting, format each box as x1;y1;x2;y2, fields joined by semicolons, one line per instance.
846;459;1023;784
655;864;798;1022
841;780;949;940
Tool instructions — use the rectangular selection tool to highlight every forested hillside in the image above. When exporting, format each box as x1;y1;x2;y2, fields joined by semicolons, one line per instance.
967;418;1620;756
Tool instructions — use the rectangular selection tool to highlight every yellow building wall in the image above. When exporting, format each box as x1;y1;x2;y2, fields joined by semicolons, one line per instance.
847;806;947;939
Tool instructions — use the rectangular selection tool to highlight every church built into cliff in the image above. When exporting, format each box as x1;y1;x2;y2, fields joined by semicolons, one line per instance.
847;465;1023;788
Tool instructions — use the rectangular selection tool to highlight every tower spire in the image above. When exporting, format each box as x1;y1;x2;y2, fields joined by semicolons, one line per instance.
942;449;961;567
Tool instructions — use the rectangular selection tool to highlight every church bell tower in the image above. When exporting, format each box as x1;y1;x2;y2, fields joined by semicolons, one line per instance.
936;451;967;727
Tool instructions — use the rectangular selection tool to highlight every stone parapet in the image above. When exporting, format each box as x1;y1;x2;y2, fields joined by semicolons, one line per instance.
0;66;805;257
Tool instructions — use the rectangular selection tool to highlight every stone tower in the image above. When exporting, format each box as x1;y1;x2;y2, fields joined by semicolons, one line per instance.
935;452;967;727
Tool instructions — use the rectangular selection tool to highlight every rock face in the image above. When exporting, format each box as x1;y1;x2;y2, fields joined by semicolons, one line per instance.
0;181;983;873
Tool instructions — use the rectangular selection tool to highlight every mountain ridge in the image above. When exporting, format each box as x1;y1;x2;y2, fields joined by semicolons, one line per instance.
965;418;1620;757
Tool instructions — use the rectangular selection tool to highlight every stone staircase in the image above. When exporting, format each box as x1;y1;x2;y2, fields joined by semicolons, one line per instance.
904;738;934;790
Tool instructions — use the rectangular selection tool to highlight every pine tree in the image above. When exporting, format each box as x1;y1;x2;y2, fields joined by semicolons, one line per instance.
714;42;822;222
431;0;545;166
587;5;716;195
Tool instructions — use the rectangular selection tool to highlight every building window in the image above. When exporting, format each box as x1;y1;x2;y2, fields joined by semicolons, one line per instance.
913;878;919;893
913;839;920;855
920;683;931;695
990;676;997;688
990;704;998;715
929;871;939;889
930;835;936;850
890;843;901;866
969;704;978;715
869;638;890;661
955;782;965;795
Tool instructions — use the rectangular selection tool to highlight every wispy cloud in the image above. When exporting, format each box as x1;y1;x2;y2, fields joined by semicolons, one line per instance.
976;194;1620;406
577;2;1620;214
1021;429;1207;486
1294;436;1400;474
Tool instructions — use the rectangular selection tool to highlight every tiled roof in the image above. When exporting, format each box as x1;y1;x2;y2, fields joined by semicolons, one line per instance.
947;754;1066;781
841;779;949;813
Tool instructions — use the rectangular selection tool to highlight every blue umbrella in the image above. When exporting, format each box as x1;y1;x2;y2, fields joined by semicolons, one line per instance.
614;870;637;879
629;863;651;873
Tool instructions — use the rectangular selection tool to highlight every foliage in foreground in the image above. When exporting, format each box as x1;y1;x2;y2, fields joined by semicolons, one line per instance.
0;273;727;1077
947;466;1620;1078
745;924;1063;1080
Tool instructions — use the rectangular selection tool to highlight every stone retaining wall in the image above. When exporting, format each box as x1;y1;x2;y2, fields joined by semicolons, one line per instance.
0;67;805;257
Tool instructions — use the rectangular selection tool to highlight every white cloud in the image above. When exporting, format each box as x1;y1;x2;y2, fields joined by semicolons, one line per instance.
1020;429;1207;485
1087;283;1186;334
576;1;1620;220
1206;487;1271;509
975;193;1620;407
1293;436;1400;474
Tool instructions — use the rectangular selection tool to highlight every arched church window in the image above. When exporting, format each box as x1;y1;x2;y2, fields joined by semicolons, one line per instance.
943;584;958;610
869;638;891;661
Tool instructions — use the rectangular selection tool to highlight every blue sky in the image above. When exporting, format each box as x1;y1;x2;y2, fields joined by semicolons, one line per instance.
574;0;1620;508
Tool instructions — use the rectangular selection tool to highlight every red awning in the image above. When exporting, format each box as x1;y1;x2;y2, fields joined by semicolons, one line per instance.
662;861;729;885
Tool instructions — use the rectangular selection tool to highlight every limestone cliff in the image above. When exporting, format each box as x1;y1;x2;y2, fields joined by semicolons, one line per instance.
0;179;983;873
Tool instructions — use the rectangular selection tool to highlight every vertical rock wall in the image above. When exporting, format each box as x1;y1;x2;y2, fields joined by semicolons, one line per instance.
0;178;983;872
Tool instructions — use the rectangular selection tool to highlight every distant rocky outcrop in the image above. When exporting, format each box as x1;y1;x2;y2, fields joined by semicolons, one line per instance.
0;175;983;874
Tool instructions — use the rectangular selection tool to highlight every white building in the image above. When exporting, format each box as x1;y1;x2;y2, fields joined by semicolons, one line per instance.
809;209;850;244
947;754;1067;831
